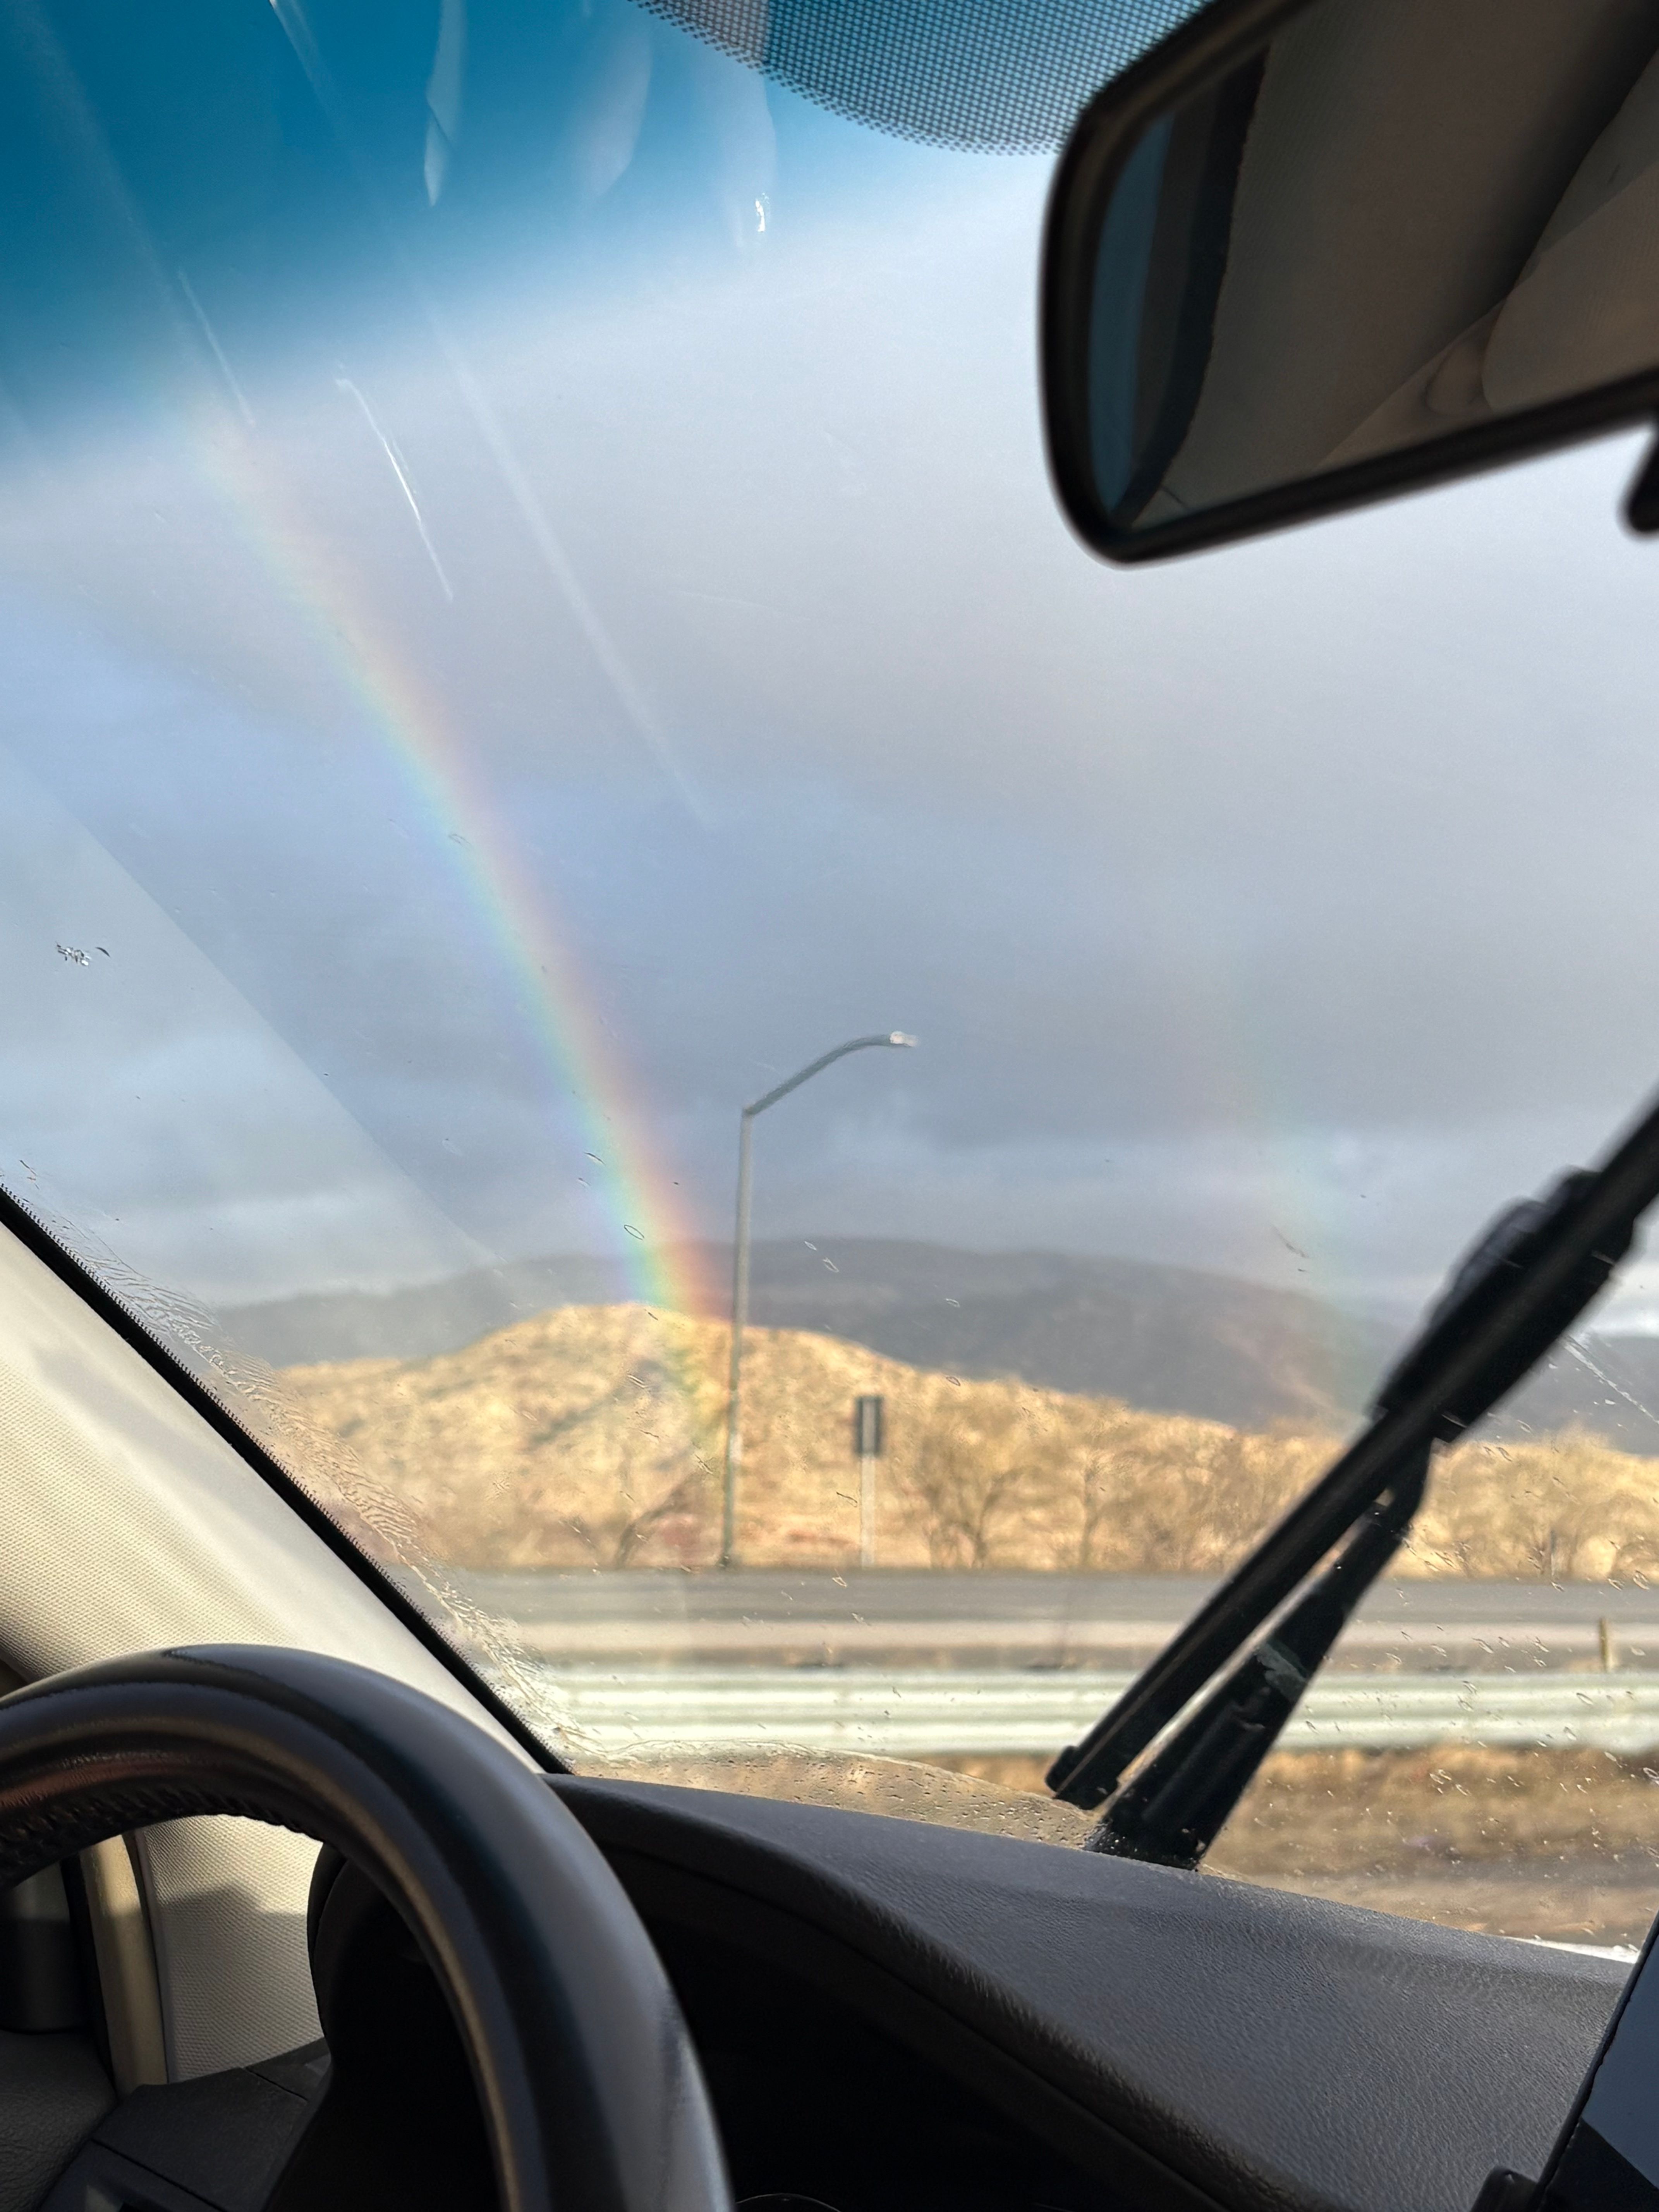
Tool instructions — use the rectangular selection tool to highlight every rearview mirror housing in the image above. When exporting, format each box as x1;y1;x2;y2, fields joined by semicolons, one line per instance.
1042;0;1659;563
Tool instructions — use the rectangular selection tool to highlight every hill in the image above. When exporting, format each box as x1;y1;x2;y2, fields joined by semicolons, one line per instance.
232;1238;1401;1431
276;1304;1659;1578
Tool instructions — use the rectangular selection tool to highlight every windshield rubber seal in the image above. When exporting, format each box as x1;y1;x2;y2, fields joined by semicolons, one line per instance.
0;1181;563;1773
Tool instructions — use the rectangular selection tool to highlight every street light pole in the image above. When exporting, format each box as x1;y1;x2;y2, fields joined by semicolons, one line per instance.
720;1113;757;1574
719;1031;916;1570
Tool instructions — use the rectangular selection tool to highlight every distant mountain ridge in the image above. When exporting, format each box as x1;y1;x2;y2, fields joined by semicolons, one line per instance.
217;1237;1659;1447
220;1238;1396;1431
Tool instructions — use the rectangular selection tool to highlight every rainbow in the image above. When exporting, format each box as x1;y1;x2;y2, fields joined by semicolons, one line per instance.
199;417;713;1324
9;0;713;1331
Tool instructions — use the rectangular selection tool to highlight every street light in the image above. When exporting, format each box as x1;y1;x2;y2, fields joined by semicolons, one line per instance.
719;1031;917;1569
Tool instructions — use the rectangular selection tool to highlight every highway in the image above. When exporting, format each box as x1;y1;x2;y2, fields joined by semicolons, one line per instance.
452;1568;1659;1670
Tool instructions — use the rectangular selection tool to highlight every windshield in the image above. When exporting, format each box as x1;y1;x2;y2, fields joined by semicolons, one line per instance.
7;0;1659;1954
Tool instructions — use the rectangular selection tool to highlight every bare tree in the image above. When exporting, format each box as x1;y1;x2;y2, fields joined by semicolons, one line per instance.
893;1409;1035;1567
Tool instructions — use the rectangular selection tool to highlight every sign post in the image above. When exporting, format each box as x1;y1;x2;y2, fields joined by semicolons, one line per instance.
852;1394;884;1569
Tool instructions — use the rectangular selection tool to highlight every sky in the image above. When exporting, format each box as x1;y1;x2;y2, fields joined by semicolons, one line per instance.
6;0;1659;1333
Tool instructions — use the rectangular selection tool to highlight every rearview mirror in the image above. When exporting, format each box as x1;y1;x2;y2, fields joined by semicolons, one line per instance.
1042;0;1659;562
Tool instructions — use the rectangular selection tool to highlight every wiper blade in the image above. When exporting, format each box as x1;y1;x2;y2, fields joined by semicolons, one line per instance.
1047;1082;1659;1817
1085;1447;1429;1863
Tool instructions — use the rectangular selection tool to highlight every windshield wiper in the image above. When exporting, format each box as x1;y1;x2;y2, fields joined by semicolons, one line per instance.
1082;1447;1428;1861
1046;1084;1659;1839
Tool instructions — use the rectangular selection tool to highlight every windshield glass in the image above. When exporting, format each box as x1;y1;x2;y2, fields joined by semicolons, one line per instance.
8;0;1659;1954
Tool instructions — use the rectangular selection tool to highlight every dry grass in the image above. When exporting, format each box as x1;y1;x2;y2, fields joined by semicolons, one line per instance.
582;1741;1659;1870
926;1746;1659;1941
277;1302;1659;1577
570;1741;1659;1940
939;1745;1659;1873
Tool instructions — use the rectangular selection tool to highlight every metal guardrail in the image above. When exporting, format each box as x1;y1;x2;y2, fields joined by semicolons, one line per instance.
540;1667;1659;1757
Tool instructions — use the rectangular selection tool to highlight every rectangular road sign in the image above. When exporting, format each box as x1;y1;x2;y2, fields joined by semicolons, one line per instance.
852;1394;884;1458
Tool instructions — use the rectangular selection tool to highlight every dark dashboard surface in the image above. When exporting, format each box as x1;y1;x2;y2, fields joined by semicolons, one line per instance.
26;1779;1631;2212
552;1778;1629;2212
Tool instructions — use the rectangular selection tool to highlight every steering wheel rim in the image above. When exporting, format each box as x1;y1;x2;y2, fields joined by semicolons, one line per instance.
0;1644;732;2212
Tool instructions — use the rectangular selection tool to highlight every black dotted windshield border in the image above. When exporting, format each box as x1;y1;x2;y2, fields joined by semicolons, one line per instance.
635;0;1204;151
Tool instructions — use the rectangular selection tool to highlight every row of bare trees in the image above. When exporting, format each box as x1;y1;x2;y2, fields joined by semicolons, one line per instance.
574;1403;1659;1580
886;1399;1327;1570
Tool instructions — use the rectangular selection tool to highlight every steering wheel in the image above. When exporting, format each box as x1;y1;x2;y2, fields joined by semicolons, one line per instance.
0;1644;733;2212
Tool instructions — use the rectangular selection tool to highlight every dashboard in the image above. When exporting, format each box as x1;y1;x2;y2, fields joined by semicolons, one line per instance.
21;1780;1633;2212
554;1782;1626;2212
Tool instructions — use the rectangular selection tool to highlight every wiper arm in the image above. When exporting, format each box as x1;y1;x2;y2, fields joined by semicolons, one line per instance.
1048;1080;1659;1817
1084;1446;1429;1863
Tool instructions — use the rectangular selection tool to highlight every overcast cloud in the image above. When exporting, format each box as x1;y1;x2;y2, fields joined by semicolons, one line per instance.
5;18;1659;1331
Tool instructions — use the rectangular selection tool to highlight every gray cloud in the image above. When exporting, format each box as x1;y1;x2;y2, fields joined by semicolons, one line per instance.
0;80;1657;1329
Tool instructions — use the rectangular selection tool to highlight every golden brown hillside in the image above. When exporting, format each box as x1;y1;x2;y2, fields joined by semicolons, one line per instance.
278;1303;1659;1577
